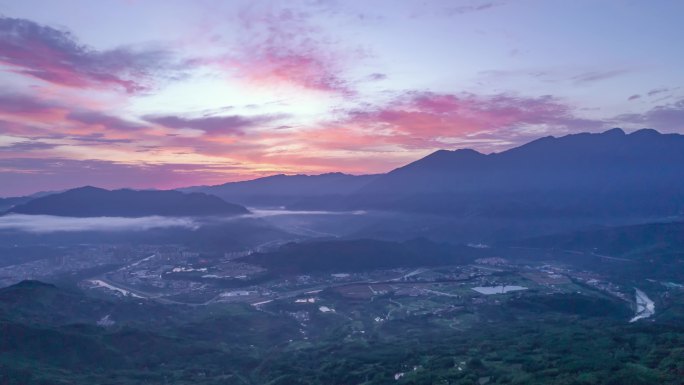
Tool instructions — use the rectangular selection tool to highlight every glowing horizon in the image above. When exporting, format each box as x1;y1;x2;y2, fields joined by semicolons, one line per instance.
1;0;684;196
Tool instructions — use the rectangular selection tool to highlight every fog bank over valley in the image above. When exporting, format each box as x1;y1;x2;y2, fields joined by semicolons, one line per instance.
0;214;200;233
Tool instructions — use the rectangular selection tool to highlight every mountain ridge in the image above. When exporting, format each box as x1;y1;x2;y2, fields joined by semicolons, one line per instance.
5;186;250;217
6;128;683;220
181;172;380;208
347;128;684;217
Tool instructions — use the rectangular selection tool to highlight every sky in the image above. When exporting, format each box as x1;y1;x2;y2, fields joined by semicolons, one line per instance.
1;0;683;196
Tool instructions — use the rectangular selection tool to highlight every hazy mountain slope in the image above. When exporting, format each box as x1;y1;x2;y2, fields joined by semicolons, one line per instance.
5;186;250;217
507;221;684;281
0;190;56;212
181;172;379;208
512;221;684;258
0;196;31;212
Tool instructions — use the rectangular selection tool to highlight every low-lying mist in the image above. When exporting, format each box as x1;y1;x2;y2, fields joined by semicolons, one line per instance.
0;214;200;233
245;208;367;217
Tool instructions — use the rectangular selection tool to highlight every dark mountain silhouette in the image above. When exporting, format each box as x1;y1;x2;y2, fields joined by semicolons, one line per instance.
5;186;250;217
348;128;684;218
181;172;378;208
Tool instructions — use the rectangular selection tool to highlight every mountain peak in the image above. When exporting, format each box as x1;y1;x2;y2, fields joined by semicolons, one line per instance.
356;128;684;213
602;127;626;136
630;128;660;137
403;148;484;169
423;148;484;161
72;185;106;192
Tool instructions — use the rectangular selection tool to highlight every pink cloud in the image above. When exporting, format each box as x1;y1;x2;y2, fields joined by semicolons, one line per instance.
0;87;620;196
220;6;357;94
0;94;72;137
173;91;609;173
309;92;604;152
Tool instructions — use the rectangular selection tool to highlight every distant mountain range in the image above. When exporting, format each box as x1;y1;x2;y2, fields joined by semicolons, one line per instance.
345;128;684;217
6;128;684;221
4;186;250;217
186;128;684;219
180;172;379;208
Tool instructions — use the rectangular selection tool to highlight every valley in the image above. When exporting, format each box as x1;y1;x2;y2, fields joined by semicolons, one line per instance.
2;2;684;383
2;235;683;384
1;129;684;384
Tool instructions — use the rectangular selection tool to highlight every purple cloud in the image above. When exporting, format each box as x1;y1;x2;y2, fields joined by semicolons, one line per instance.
0;16;185;93
367;73;387;81
443;2;503;16
71;133;133;144
0;93;58;114
146;114;283;135
572;69;629;84
407;1;505;18
0;93;147;135
614;99;684;131
0;140;57;152
67;111;144;132
647;88;670;97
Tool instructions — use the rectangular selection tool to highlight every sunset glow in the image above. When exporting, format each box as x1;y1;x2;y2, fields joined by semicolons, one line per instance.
2;0;683;196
